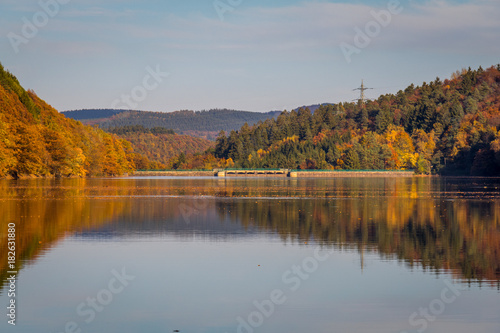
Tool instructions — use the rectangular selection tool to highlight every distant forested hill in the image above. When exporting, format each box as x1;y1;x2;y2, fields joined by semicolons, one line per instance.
0;63;140;178
62;109;126;120
107;125;213;169
62;109;281;140
181;65;500;176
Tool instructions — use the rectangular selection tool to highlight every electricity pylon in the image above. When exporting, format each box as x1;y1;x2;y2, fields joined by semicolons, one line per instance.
353;80;373;107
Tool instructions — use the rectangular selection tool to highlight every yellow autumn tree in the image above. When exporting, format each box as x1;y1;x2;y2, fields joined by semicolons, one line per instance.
225;157;235;168
385;125;418;169
412;129;436;161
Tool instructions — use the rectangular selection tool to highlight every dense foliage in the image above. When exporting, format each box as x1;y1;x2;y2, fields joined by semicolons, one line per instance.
210;65;500;175
114;129;214;169
64;108;281;140
0;63;138;178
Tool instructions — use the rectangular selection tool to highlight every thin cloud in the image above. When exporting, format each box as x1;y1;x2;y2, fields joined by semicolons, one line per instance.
145;1;500;55
21;1;499;57
2;0;498;112
61;7;135;18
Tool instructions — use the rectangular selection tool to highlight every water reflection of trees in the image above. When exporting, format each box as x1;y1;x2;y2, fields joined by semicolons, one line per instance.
1;177;499;292
215;197;500;284
0;179;128;294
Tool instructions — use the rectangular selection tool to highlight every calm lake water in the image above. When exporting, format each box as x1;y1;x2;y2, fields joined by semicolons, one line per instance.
1;176;499;333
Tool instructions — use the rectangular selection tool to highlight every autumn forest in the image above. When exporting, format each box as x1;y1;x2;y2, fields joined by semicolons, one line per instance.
1;63;500;177
205;65;500;175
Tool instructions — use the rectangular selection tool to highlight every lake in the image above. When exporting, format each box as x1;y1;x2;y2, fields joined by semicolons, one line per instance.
1;176;499;333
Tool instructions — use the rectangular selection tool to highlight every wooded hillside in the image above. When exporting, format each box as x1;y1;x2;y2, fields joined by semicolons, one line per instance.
0;63;139;178
109;125;214;169
207;65;500;175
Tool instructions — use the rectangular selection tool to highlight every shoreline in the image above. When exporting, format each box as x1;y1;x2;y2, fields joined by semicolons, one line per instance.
131;170;417;178
4;171;500;179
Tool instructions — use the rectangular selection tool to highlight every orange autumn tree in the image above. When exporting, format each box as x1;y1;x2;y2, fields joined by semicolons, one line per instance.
0;62;140;178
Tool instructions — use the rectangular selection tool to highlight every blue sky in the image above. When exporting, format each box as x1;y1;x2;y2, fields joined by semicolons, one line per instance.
1;0;499;112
